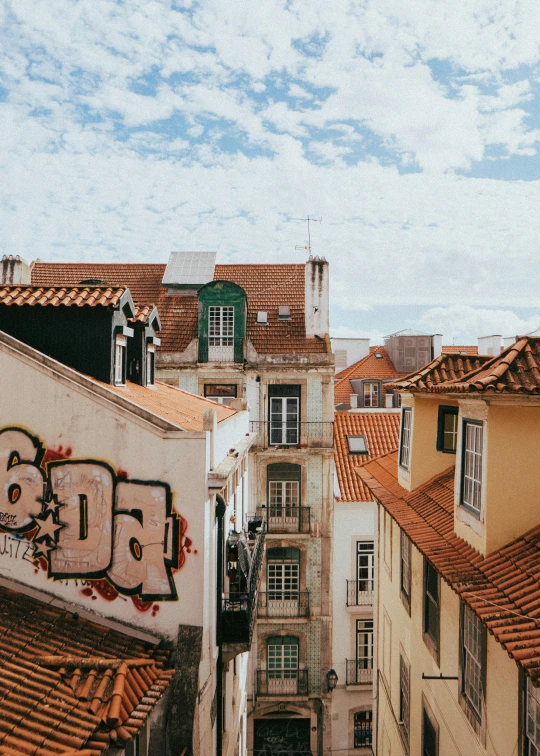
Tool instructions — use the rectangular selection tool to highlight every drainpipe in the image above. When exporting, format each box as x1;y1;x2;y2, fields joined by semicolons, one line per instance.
216;494;227;756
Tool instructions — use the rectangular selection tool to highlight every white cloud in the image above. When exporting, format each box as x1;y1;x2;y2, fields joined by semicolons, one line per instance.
418;305;540;343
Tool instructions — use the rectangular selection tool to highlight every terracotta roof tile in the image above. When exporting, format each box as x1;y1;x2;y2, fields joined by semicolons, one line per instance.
31;263;328;356
388;353;493;392
442;345;479;355
334;347;407;405
94;380;236;432
0;584;173;755
0;286;126;309
357;453;540;684
334;412;400;501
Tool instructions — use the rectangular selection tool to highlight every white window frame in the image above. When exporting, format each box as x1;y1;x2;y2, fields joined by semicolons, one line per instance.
363;382;380;408
400;407;412;469
400;530;411;605
461;604;484;721
356;541;374;593
399;652;410;745
208;305;234;346
146;343;155;386
269;480;300;511
269;396;299;445
461;421;483;516
114;335;127;385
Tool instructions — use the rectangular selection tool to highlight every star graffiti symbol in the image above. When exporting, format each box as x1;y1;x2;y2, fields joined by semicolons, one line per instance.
41;492;63;517
33;512;65;544
33;539;56;560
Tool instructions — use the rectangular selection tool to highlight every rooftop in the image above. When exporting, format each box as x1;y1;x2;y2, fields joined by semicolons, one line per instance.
334;347;407;405
388;352;493;392
31;262;329;356
441;345;479;356
0;285;128;309
0;583;174;755
334;412;400;501
357;453;540;685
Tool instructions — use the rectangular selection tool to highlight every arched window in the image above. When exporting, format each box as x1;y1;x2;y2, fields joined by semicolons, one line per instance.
353;710;372;748
198;281;247;363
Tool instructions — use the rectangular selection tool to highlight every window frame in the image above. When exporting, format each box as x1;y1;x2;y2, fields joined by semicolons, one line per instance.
204;383;238;405
347;435;369;455
524;674;540;756
399;651;411;751
460;420;484;519
353;710;373;749
460;602;486;726
400;530;412;612
356;618;374;671
436;405;458;454
356;541;374;593
114;334;127;386
399;407;412;470
363;381;381;408
208;305;234;347
423;559;440;661
268;385;301;446
422;698;439;756
146;343;155;386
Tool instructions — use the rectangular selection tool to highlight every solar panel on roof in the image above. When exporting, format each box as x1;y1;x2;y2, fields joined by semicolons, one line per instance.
162;251;216;285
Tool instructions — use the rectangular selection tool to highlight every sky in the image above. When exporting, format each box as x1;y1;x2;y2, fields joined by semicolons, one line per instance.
1;0;540;344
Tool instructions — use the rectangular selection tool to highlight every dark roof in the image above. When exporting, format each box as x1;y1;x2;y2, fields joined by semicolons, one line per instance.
357;453;540;684
0;583;174;755
31;263;328;356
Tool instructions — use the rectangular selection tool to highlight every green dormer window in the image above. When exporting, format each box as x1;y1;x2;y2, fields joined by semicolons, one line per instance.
198;281;247;363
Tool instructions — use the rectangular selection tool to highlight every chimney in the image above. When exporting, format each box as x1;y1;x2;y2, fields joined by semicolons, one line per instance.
432;334;442;359
349;394;358;409
478;335;502;356
305;256;329;336
0;255;31;285
503;336;516;349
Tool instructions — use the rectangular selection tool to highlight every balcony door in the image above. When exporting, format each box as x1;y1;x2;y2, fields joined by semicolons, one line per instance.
267;635;299;694
267;547;300;617
208;305;234;360
356;619;374;684
268;386;301;445
267;463;301;532
357;541;374;598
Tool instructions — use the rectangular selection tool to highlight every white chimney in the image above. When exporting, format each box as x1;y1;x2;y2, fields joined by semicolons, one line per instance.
305;256;329;337
432;334;443;358
503;336;516;349
385;394;394;408
0;255;31;285
349;394;358;409
478;335;502;356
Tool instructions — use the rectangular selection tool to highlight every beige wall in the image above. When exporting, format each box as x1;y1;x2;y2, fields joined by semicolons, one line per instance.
377;505;520;756
398;395;458;491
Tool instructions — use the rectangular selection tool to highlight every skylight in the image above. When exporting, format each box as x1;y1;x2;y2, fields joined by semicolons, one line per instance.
278;305;291;320
257;311;268;324
375;353;383;358
347;435;368;454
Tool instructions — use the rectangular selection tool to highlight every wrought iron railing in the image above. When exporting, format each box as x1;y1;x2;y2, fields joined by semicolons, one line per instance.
258;591;310;618
346;659;373;685
346;579;374;607
256;669;309;696
256;506;310;534
249;421;334;449
221;527;265;647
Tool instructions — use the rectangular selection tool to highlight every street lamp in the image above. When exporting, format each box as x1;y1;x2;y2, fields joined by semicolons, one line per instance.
326;669;338;692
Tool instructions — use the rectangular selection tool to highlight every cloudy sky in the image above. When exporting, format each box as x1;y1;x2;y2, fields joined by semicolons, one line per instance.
2;0;540;344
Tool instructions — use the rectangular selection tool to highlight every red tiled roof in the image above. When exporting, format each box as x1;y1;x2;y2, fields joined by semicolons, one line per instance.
334;347;406;405
442;345;479;355
388;353;493;392
334;412;400;501
357;453;540;684
0;286;126;308
0;584;174;755
31;263;328;356
95;380;236;432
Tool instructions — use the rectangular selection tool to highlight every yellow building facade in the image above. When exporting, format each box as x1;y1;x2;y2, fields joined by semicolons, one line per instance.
358;343;540;756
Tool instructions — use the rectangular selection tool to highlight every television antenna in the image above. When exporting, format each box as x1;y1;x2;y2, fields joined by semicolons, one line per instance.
293;215;322;256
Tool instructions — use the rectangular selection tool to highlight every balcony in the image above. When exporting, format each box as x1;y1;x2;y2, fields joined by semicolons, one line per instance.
250;421;334;449
200;336;244;364
221;528;265;652
256;669;309;696
346;659;373;686
255;506;310;534
346;580;374;607
258;591;310;618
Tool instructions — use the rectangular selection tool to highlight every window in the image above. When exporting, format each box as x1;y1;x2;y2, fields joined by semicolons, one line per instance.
399;407;412;469
461;421;483;516
461;603;485;722
278;305;291;320
400;530;411;608
422;706;438;756
114;335;127;385
437;406;458;453
266;463;303;532
146;343;155;386
356;619;374;683
383;509;392;575
354;711;373;748
363;382;380;408
208;305;234;346
525;676;540;755
347;435;368;454
375;352;383;358
357;541;374;593
125;726;147;756
399;652;410;748
267;635;299;694
267;548;300;615
423;560;440;654
268;386;300;445
204;384;237;405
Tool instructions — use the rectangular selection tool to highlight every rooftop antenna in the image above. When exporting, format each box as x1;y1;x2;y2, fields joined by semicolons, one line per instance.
293;215;322;256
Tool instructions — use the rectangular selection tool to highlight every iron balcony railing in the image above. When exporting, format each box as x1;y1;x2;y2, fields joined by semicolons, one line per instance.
346;579;374;607
256;669;309;696
258;591;310;618
221;528;265;647
256;506;310;534
249;421;334;449
346;659;373;686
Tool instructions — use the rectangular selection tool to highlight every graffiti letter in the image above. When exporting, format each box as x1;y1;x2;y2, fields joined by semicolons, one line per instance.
49;461;114;577
0;428;44;530
107;480;178;601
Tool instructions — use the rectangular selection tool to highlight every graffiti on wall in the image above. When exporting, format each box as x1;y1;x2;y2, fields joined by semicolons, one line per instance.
0;426;189;608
